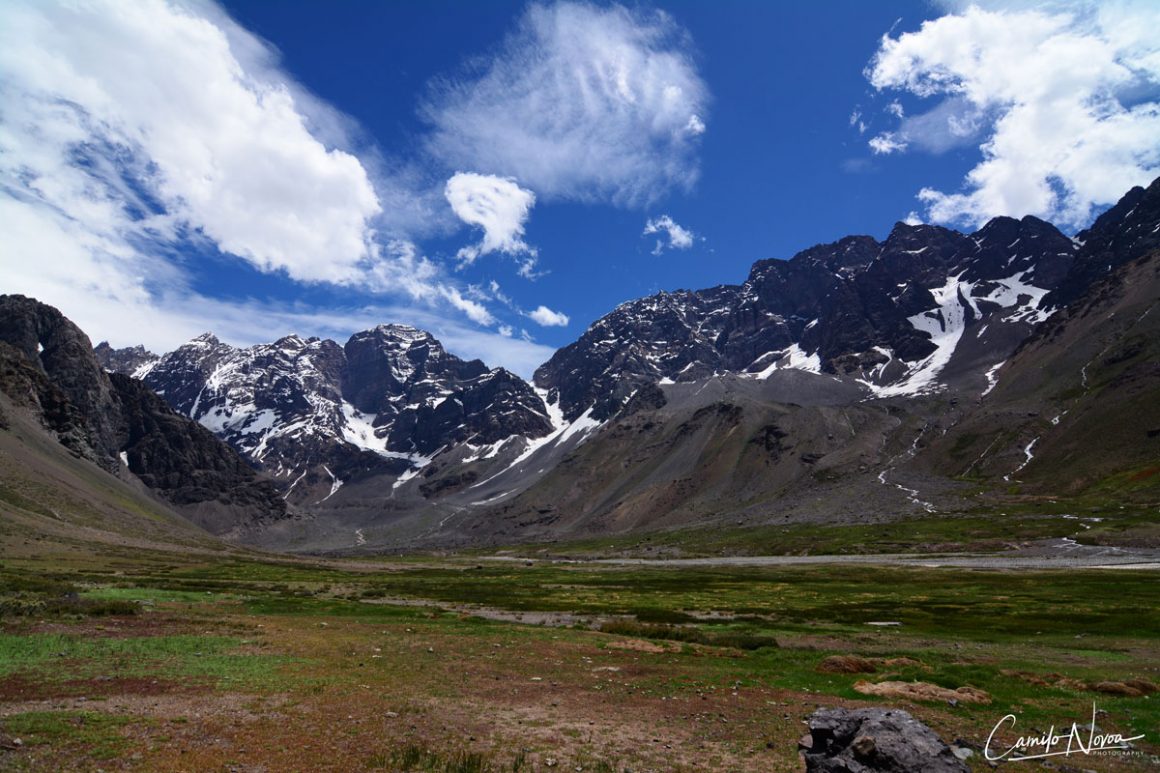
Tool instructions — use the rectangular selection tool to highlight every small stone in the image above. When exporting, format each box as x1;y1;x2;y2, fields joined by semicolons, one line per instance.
385;711;399;718
852;734;876;758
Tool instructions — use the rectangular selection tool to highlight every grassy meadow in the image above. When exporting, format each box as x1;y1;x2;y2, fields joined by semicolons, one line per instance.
0;545;1156;771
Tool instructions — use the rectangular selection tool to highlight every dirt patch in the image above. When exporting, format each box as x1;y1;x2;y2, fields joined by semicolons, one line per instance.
853;680;991;705
817;655;877;674
880;657;924;669
604;638;681;654
1001;670;1157;697
1093;680;1155;697
0;674;201;702
18;614;203;639
817;655;927;674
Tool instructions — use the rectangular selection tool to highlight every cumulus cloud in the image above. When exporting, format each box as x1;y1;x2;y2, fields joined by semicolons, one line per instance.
866;1;1160;229
0;0;387;284
0;0;541;376
527;305;570;327
421;1;708;207
643;215;695;255
444;173;539;274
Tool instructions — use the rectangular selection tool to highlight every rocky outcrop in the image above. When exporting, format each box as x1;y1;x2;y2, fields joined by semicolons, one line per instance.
1045;176;1160;310
0;295;123;464
93;341;158;378
101;323;554;503
801;707;968;772
535;212;1080;420
0;295;288;533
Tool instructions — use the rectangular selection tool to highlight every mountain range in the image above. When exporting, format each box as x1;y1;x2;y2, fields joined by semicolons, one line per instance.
5;176;1158;553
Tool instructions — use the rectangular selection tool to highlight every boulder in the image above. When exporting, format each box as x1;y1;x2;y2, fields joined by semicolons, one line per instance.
802;707;968;772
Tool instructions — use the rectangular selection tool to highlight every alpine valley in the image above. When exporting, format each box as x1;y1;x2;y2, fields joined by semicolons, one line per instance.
6;177;1160;555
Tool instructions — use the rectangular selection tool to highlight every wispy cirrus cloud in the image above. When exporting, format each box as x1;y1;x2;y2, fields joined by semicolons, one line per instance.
421;1;708;207
864;0;1160;229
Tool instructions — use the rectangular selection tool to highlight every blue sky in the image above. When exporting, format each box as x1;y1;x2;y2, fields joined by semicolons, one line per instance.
2;0;1158;376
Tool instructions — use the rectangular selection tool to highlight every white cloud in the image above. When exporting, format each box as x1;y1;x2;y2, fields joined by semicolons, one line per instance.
0;0;389;285
868;133;908;155
444;172;538;272
0;0;560;376
421;1;708;206
643;215;695;255
866;1;1160;229
870;98;987;157
527;305;570;327
849;109;868;134
439;285;496;327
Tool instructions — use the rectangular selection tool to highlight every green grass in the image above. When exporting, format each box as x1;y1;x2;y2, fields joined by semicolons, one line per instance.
80;586;240;604
1;711;135;761
0;632;290;688
469;508;1156;558
598;619;780;650
1;552;1156;766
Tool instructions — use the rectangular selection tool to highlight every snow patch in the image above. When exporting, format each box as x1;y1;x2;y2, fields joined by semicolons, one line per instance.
131;360;158;380
469;400;602;490
753;343;822;379
977;270;1050;324
863;274;969;397
1004;437;1039;481
981;360;1005;396
471;491;514;506
318;465;343;503
283;469;307;499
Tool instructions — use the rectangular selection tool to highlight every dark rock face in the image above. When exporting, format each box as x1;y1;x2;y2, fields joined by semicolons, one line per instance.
0;341;92;457
343;325;488;416
0;295;123;461
802;707;968;773
93;342;158;378
536;215;1080;420
343;326;551;456
1045;176;1160;310
0;295;288;532
130;323;553;501
111;373;286;526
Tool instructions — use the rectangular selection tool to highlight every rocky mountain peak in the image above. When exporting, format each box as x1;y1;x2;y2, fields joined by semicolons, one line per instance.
100;321;556;502
1046;177;1160;310
0;295;287;532
94;342;159;378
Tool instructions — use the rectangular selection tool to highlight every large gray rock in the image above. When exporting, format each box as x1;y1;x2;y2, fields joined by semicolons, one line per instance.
802;707;968;773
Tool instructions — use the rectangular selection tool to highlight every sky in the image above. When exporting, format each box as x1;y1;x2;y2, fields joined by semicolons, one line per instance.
2;0;1158;378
